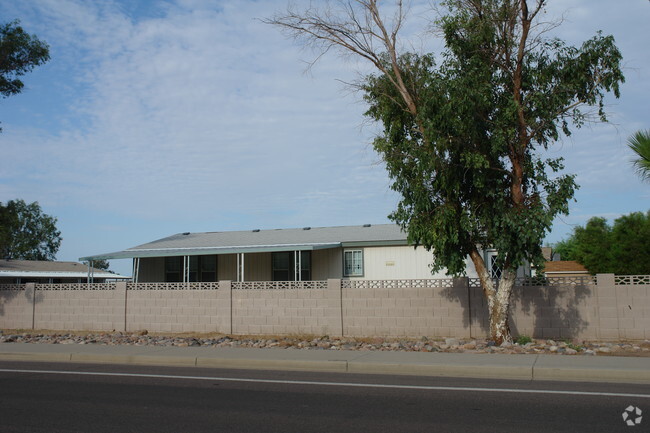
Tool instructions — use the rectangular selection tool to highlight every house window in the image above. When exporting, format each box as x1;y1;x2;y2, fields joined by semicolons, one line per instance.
200;255;217;282
165;257;182;282
490;255;502;279
165;255;217;282
272;251;311;281
344;249;363;277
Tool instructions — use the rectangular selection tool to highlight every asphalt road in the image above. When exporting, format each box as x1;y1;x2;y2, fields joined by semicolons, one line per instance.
0;361;648;433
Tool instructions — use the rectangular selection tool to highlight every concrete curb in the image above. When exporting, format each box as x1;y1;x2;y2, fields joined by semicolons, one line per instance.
1;345;648;384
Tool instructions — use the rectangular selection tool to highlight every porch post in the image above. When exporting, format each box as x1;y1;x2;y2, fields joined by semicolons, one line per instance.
294;250;302;281
132;257;140;283
183;255;191;286
236;253;245;282
241;253;245;282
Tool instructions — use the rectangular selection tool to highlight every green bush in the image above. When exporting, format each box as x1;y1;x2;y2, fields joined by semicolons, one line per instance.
516;335;533;345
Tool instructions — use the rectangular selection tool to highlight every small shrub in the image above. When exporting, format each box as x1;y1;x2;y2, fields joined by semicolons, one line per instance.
564;340;583;351
516;335;533;345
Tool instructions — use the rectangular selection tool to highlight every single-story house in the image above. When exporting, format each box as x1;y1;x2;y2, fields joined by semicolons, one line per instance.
542;260;589;278
80;224;531;283
0;260;130;284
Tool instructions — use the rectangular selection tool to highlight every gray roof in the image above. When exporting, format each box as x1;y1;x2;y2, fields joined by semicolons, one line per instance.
80;224;408;261
0;260;130;279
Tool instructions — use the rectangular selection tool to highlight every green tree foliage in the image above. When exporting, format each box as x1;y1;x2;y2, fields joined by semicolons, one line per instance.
555;211;650;274
83;259;110;271
0;199;62;261
269;0;624;343
0;19;50;131
628;130;650;182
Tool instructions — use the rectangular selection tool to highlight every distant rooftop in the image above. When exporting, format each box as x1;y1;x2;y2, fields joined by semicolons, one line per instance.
544;260;589;274
80;224;408;261
0;260;130;279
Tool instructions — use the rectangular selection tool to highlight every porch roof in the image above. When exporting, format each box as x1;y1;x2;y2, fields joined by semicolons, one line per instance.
80;224;408;261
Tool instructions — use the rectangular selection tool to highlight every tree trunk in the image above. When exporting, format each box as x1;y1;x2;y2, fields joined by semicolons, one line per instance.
489;269;516;345
469;248;516;345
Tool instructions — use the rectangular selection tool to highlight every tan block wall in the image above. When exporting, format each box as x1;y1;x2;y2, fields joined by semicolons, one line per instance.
0;285;34;329
508;282;598;340
231;280;341;336
126;288;230;333
1;276;649;341
341;280;471;337
33;285;125;331
604;277;650;340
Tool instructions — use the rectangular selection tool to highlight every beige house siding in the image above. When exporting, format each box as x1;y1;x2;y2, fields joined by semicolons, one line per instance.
241;253;272;281
217;254;236;281
312;248;342;280
138;257;164;282
348;246;480;280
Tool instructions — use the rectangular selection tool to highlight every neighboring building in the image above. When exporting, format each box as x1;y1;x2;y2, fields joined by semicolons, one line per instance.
80;224;531;283
0;260;130;284
542;260;589;278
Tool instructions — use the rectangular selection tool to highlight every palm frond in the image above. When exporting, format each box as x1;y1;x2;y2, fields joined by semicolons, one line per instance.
628;129;650;182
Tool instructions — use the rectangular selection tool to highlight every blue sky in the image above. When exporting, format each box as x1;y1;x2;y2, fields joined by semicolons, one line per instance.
1;0;648;277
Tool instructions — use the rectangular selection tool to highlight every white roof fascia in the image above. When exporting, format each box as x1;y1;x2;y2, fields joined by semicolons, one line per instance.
80;242;342;261
0;271;131;279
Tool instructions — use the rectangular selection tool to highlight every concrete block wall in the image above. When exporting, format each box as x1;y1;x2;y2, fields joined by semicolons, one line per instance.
0;276;649;340
341;280;469;338
0;284;35;329
231;279;342;336
600;275;650;340
126;286;230;334
33;286;125;331
508;281;598;340
34;290;124;331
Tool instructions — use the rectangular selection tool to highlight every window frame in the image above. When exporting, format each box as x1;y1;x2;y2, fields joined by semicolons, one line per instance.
271;251;312;281
165;255;218;282
343;249;364;277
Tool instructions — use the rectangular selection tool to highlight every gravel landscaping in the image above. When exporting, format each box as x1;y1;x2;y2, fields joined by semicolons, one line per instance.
1;330;649;357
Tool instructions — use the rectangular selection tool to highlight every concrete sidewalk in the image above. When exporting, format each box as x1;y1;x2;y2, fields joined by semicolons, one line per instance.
0;342;648;384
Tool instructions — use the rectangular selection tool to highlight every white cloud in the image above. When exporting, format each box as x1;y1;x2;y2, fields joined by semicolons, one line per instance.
0;0;648;271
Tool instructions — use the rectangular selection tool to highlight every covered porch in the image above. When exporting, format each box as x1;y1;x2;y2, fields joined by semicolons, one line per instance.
131;247;345;283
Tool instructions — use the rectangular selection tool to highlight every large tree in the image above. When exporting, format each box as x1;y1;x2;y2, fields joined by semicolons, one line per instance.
0;19;50;130
556;211;650;275
0;199;62;261
268;0;624;343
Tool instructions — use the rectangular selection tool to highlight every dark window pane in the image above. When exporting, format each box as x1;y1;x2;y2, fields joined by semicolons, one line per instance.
273;270;290;281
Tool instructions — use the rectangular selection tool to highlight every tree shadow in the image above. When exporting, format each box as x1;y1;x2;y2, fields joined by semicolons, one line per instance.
441;278;592;340
0;285;42;329
440;278;490;338
509;280;592;340
0;287;23;317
